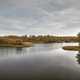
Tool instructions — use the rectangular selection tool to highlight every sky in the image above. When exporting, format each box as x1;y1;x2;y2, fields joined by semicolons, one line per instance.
0;0;80;36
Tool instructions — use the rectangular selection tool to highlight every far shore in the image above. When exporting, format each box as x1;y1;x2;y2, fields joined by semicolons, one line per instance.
0;34;79;48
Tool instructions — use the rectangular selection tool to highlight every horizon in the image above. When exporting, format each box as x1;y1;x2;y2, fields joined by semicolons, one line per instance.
0;34;77;37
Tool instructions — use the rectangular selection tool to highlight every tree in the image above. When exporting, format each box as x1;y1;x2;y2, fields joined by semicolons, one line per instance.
77;32;80;46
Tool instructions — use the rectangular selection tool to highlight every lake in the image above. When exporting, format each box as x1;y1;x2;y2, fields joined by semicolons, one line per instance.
0;43;80;80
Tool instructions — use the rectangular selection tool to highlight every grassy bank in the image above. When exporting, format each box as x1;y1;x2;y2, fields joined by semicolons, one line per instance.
63;46;80;51
0;44;32;48
3;35;78;43
0;43;32;48
0;37;33;48
0;35;78;48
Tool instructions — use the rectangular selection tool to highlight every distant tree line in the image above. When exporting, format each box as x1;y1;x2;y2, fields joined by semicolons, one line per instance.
0;35;78;45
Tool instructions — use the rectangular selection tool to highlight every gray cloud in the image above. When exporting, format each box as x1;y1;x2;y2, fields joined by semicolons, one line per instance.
0;0;79;35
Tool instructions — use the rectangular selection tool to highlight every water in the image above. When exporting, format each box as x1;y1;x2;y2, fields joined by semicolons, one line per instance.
0;43;80;80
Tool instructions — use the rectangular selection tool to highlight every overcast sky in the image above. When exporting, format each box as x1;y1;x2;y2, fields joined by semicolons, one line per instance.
0;0;80;36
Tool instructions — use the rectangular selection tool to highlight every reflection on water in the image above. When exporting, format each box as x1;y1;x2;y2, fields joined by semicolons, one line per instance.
0;43;80;80
0;43;62;58
16;48;24;55
74;42;80;65
0;47;24;57
76;53;80;64
0;43;78;58
76;48;80;64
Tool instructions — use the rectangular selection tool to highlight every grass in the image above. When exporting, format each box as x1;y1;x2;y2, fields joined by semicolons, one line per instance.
0;35;79;48
0;42;33;48
3;35;78;43
63;46;80;51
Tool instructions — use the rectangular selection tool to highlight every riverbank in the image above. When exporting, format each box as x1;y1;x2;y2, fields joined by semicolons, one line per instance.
0;42;33;48
63;46;80;51
0;37;33;48
0;35;78;48
1;35;78;43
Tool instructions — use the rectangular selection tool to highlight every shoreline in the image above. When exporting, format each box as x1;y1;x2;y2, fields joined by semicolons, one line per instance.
63;46;80;51
0;35;79;48
0;42;33;48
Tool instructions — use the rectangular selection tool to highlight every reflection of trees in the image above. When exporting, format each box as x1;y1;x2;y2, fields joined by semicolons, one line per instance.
76;53;80;64
0;47;24;57
76;33;80;64
76;47;80;64
16;48;23;54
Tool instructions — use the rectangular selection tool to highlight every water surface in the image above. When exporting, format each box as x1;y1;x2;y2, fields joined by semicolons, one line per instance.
0;43;80;80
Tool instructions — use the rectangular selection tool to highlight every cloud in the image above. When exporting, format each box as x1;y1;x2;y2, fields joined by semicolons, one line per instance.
0;0;79;35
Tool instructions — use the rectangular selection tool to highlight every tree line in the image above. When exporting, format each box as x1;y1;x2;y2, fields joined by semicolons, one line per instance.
0;35;78;45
